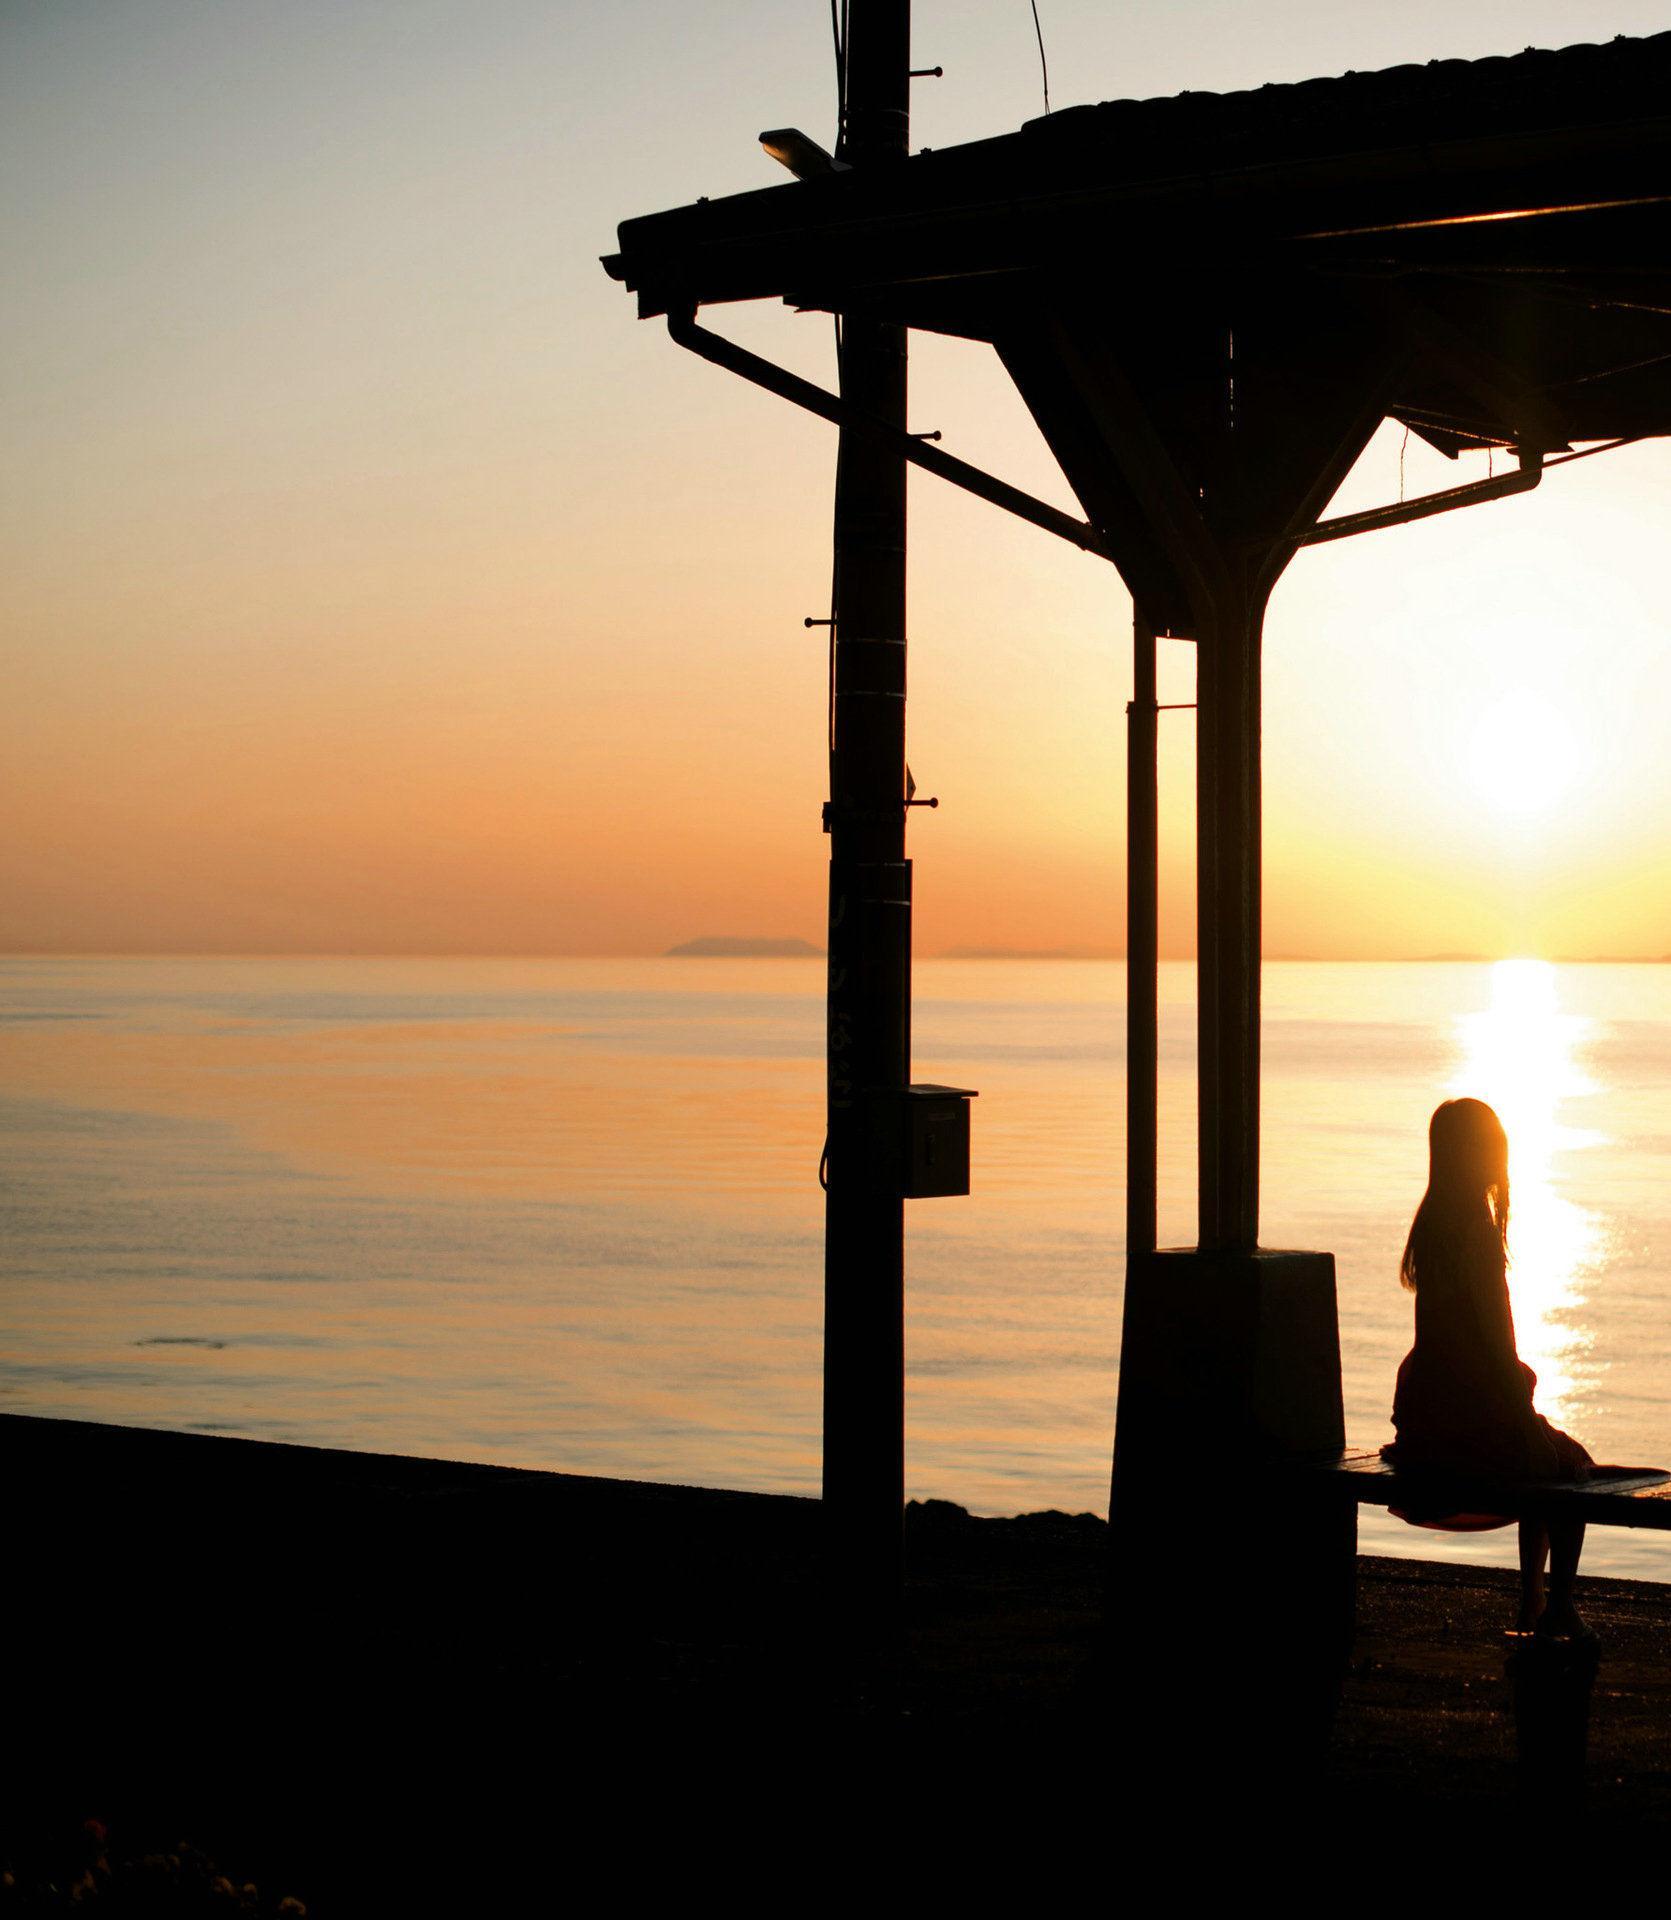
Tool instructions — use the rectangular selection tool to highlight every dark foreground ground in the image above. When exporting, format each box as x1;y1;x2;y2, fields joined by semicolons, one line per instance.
5;1414;1671;1908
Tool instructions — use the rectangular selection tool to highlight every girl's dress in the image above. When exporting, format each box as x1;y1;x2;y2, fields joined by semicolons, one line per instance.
1381;1219;1591;1529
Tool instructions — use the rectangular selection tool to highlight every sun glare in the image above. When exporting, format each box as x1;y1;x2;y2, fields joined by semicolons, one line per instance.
1467;690;1579;821
1451;959;1602;1423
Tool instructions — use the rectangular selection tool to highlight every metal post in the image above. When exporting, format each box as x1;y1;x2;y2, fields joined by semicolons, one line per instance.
1125;610;1158;1258
1194;587;1262;1251
823;0;912;1633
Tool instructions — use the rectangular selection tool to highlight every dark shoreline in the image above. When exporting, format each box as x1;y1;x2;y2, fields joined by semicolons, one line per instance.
8;1412;1671;1903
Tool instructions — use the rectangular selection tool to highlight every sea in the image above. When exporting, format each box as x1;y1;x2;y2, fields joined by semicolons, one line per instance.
5;952;1671;1580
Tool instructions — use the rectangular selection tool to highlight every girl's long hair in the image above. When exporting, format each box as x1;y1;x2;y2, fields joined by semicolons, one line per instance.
1399;1096;1510;1293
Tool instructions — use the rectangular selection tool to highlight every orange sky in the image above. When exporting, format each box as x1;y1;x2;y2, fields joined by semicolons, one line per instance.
6;1;1671;960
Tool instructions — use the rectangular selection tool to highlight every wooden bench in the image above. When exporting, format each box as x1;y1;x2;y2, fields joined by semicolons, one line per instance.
1310;1450;1671;1531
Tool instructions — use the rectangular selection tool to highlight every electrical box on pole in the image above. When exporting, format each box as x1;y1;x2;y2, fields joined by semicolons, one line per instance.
865;1084;978;1198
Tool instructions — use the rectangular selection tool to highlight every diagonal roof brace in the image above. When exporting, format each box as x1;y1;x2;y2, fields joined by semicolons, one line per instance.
662;314;1641;591
1289;447;1542;550
1290;431;1644;550
665;309;1117;562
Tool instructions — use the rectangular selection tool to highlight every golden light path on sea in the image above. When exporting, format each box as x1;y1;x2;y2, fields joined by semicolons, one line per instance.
1450;958;1602;1427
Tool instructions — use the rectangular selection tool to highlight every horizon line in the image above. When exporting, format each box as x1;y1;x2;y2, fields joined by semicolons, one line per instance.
5;948;1671;965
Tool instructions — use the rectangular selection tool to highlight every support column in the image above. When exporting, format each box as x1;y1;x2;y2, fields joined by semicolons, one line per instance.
1194;583;1262;1251
1125;610;1158;1259
822;0;912;1638
1110;576;1351;1781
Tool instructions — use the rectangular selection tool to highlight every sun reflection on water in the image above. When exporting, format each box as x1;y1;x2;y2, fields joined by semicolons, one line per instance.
1450;959;1602;1426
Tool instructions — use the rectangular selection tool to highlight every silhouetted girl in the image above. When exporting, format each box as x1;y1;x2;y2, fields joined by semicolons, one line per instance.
1384;1096;1593;1638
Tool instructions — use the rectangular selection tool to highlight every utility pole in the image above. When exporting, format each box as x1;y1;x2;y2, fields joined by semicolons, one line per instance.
823;0;912;1639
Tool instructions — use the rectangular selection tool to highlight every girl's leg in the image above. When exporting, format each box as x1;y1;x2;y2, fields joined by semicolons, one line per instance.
1517;1517;1549;1633
1542;1517;1589;1637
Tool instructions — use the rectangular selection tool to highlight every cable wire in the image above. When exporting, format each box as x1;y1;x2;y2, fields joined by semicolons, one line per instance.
828;313;843;768
831;0;850;154
1029;0;1051;113
826;4;847;770
1540;347;1671;393
1540;434;1641;469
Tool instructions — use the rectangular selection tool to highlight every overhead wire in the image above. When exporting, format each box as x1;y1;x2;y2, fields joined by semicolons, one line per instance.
1539;433;1641;469
1029;0;1051;114
1539;347;1671;392
826;1;848;771
828;314;842;768
820;4;851;1192
830;0;850;154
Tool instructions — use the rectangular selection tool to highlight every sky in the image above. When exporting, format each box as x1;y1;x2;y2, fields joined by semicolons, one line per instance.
5;0;1671;960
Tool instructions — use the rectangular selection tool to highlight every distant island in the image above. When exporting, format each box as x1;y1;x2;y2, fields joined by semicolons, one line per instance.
666;936;824;958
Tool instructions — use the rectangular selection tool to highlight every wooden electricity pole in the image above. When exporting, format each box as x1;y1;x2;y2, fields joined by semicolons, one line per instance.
822;0;913;1636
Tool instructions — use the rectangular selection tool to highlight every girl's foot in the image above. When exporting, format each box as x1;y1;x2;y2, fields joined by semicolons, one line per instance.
1535;1600;1595;1643
1511;1595;1545;1636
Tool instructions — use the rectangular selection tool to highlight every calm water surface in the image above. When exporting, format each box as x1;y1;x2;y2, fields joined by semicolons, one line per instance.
5;954;1671;1578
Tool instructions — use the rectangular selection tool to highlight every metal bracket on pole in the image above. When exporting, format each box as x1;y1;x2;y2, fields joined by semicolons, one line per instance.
666;309;1116;562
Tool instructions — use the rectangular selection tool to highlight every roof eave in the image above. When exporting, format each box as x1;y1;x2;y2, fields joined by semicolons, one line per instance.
605;117;1671;321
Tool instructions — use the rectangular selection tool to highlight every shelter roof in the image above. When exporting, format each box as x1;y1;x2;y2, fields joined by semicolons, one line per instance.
605;33;1671;626
1023;31;1671;178
609;36;1671;311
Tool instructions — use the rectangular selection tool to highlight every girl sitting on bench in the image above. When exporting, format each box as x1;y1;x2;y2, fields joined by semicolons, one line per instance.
1383;1096;1594;1640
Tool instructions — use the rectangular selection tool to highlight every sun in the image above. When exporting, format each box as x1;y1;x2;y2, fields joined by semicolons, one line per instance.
1467;689;1580;820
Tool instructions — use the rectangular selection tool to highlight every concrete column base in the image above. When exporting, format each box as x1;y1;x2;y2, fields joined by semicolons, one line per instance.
1105;1249;1356;1785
